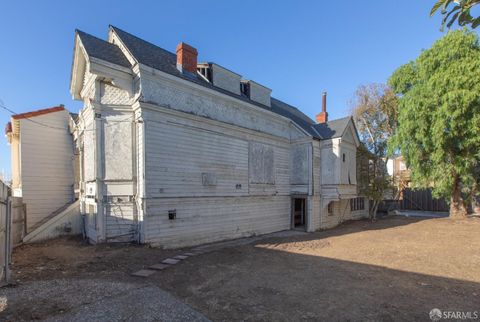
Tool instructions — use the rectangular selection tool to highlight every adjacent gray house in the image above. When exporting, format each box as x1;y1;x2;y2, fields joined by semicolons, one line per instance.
69;26;368;248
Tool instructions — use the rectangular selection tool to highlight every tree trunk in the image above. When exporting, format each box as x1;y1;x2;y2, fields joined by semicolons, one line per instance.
450;175;467;218
370;200;379;221
472;183;480;215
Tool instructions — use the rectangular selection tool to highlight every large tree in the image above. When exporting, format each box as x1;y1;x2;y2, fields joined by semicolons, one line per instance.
388;30;480;218
431;0;480;30
351;83;398;220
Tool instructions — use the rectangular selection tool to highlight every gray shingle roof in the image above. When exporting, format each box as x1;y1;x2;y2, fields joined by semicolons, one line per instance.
313;116;352;139
270;98;320;137
109;26;326;137
76;30;131;68
78;26;352;141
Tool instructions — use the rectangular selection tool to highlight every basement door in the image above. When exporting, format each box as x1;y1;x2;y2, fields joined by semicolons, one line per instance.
292;197;307;230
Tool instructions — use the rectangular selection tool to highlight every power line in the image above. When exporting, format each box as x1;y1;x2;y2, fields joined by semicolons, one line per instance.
0;102;135;133
0;103;67;131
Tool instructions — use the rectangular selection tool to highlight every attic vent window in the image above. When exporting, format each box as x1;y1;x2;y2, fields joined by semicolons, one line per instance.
197;65;212;83
240;81;250;97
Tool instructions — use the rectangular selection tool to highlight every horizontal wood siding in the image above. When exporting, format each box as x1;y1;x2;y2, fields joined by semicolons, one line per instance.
311;142;322;230
321;198;369;229
19;111;74;231
142;108;292;248
145;196;290;248
106;202;136;242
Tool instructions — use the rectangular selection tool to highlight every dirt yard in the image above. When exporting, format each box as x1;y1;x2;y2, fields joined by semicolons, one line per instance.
2;216;480;321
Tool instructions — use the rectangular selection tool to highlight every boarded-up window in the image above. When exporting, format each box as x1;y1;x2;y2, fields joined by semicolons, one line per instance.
249;142;275;184
104;119;133;180
291;144;309;184
83;128;95;182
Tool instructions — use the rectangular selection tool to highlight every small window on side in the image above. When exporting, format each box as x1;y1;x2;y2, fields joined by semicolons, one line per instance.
350;197;365;211
343;153;346;162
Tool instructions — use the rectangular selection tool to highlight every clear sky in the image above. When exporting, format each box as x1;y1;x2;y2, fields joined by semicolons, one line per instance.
0;0;460;178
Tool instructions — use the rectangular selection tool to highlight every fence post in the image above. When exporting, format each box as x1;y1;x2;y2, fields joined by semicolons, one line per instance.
5;198;11;285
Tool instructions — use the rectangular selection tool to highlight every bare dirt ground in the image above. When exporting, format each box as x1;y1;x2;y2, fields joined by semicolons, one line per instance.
2;216;480;321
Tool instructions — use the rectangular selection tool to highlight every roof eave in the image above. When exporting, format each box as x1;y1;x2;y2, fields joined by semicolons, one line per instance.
70;32;88;100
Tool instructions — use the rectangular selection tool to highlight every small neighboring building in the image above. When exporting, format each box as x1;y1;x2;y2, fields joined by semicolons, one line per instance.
387;155;411;189
69;26;369;248
5;106;80;240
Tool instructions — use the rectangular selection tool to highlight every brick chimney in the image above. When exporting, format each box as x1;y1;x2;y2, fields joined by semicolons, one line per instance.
176;42;198;74
316;92;328;123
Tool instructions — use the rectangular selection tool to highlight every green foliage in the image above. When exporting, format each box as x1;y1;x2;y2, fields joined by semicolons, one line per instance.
388;30;480;206
431;0;480;30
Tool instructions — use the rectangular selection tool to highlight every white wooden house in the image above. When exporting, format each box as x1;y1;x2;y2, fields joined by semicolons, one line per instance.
5;106;81;242
69;26;368;248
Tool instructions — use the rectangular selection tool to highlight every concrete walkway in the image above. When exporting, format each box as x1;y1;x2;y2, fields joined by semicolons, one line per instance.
132;230;308;278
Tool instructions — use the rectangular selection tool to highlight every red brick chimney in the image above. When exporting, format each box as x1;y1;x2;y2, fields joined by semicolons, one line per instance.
176;42;198;74
316;92;328;123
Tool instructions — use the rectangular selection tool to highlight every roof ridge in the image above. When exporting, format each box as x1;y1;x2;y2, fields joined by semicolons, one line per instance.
327;115;352;123
271;97;315;124
76;29;113;46
109;25;177;57
75;29;131;68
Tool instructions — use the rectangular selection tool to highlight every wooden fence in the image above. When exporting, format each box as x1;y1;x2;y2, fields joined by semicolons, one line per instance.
0;180;11;286
399;188;449;212
380;188;449;213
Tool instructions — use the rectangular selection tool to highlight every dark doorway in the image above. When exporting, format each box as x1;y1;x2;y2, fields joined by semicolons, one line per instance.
292;198;306;229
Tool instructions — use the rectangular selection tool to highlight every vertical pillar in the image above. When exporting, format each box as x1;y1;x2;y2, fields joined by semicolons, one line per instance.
94;112;105;242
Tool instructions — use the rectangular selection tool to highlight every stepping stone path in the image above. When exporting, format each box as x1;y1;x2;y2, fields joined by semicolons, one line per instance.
149;263;169;270
162;258;181;265
132;252;197;278
173;255;189;260
131;269;156;277
132;231;307;278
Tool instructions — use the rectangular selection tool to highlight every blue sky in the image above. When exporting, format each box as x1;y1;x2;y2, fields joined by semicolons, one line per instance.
0;1;458;178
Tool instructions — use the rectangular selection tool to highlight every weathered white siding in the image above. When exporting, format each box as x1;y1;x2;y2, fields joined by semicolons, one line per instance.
69;31;369;247
310;142;322;231
106;202;136;242
320;198;369;229
142;106;292;248
139;69;294;140
19;110;74;232
22;200;81;243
